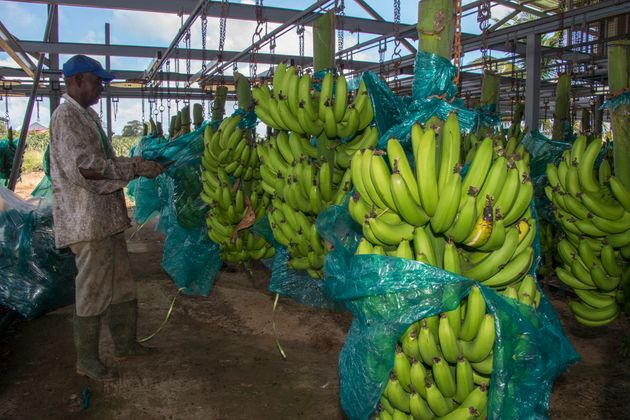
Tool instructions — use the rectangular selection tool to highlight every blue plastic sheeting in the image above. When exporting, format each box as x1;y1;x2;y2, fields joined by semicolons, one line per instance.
601;91;630;113
522;130;571;222
363;52;481;151
130;124;222;296
0;187;76;318
317;203;579;420
253;215;338;309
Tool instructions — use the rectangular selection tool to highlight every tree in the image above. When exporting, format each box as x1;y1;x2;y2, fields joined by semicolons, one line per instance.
121;120;143;137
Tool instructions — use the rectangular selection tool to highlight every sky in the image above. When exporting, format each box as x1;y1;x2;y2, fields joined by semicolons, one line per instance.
0;0;514;135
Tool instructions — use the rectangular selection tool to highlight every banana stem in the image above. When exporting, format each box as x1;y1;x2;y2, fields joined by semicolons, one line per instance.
212;85;229;121
551;73;571;141
313;11;335;72
417;0;455;60
581;108;591;134
608;37;630;189
235;71;253;111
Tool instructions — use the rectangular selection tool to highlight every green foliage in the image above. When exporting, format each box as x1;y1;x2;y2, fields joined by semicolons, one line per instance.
25;131;50;152
22;150;44;173
112;136;140;157
121;120;143;137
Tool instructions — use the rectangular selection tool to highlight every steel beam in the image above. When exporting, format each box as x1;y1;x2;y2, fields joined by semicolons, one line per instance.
197;0;336;84
143;0;207;83
48;4;60;114
465;0;630;51
7;5;56;191
6;0;417;37
353;0;416;53
0;21;36;77
15;40;376;72
492;0;547;18
524;33;541;131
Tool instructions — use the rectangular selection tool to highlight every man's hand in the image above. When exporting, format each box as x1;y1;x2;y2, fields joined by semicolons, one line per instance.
134;159;163;179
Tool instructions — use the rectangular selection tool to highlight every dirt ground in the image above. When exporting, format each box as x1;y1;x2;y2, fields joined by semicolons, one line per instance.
1;184;630;419
13;170;44;199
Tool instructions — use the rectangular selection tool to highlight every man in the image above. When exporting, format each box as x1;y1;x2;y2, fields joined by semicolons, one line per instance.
50;55;162;381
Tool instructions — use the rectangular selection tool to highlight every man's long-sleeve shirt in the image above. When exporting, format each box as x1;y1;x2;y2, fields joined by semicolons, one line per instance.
50;94;136;248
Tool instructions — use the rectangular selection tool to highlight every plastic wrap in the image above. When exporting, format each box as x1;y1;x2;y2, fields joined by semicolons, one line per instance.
157;176;221;296
0;187;77;318
521;130;571;222
0;138;18;186
129;135;166;224
363;53;478;150
317;203;579;420
31;144;52;198
253;215;337;309
134;124;222;296
601;90;630;113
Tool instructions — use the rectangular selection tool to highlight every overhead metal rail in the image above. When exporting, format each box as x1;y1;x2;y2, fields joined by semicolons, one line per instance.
142;0;208;84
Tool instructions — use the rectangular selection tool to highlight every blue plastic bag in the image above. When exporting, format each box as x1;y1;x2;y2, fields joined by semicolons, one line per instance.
317;203;579;420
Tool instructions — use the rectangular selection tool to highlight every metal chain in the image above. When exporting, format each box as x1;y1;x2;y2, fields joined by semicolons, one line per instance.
477;0;491;69
3;92;9;126
112;97;119;122
297;24;305;57
452;0;463;87
141;87;146;123
391;0;402;90
336;0;345;68
201;10;207;72
269;34;277;68
165;60;171;121
558;0;566;73
378;40;387;79
200;8;208;117
218;0;229;83
35;96;42;121
250;0;265;81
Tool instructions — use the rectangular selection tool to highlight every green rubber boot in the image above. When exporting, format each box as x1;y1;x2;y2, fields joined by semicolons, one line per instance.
73;315;116;381
109;300;156;358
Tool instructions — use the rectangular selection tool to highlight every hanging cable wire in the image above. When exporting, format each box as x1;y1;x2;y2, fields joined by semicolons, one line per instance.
250;0;265;81
336;0;345;69
217;0;229;84
452;0;464;88
477;0;491;70
391;0;402;92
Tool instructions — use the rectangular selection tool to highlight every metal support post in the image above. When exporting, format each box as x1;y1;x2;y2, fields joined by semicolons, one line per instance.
105;23;113;140
48;4;60;115
7;5;56;191
524;33;541;131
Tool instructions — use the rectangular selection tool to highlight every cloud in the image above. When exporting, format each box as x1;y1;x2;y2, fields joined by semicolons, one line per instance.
0;55;20;68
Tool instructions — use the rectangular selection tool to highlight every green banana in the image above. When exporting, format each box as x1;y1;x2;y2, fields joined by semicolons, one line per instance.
460;313;495;363
414;128;439;216
454;355;475;404
459;285;486;341
432;356;456;397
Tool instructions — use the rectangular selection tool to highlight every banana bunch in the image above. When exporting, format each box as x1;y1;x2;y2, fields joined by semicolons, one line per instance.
545;134;630;326
374;285;495;420
252;62;374;140
463;117;528;167
202;117;261;181
201;116;274;263
350;113;536;290
200;166;274;263
499;274;542;309
257;129;371;278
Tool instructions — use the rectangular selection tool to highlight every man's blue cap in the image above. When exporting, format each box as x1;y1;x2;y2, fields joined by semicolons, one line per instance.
62;55;115;81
